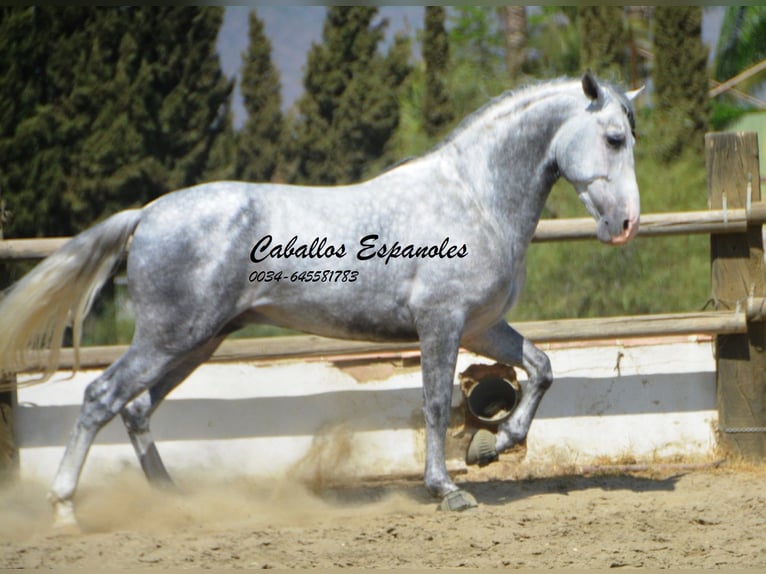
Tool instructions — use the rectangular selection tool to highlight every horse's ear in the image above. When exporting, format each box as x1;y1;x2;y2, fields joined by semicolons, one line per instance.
582;70;599;101
625;85;645;101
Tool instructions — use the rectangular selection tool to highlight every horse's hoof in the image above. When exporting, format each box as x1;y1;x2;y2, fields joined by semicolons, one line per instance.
466;428;498;466
50;500;81;533
438;489;478;512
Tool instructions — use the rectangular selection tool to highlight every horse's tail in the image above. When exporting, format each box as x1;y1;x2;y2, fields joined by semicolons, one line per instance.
0;209;142;385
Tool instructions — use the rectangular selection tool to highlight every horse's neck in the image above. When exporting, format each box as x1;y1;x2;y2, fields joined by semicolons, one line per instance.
445;92;578;243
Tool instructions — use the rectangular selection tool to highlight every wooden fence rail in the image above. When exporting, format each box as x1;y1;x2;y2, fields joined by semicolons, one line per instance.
3;205;766;261
1;131;764;471
9;308;751;374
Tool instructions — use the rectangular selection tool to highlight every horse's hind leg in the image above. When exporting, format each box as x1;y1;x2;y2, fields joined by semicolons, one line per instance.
120;336;224;487
121;390;174;487
48;344;184;527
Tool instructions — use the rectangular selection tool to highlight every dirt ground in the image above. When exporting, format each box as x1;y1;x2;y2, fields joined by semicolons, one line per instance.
1;459;765;570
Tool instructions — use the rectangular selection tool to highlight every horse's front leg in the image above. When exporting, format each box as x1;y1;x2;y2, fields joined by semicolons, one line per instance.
462;320;553;462
418;321;478;511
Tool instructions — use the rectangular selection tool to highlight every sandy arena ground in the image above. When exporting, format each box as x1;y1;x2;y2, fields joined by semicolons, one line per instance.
1;458;765;569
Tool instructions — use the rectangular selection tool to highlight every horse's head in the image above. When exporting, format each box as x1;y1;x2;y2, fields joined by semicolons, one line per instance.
553;72;642;245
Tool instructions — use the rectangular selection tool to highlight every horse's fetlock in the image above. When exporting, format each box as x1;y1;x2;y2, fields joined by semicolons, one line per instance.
122;416;148;434
532;355;553;391
46;490;64;506
539;372;553;391
121;404;150;433
424;474;454;498
497;428;525;453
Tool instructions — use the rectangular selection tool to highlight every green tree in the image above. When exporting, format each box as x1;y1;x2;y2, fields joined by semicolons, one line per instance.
423;6;454;138
524;8;580;79
236;10;283;183
446;7;507;121
498;6;527;81
715;7;766;85
119;8;235;197
710;7;766;127
0;7;234;237
289;7;411;185
652;6;710;162
449;7;504;72
0;7;98;236
578;6;628;82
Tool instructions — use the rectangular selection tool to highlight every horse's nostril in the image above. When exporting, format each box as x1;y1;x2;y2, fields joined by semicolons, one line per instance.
623;219;630;231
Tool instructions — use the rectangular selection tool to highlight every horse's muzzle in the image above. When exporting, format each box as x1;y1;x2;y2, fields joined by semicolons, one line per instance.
608;215;639;245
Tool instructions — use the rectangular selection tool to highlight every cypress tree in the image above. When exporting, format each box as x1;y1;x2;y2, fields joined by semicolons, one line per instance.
446;7;507;120
334;31;411;179
126;8;235;192
423;6;454;138
449;7;504;72
653;6;709;161
0;7;100;236
499;6;527;81
236;10;283;183
578;6;628;81
0;7;234;237
289;7;411;185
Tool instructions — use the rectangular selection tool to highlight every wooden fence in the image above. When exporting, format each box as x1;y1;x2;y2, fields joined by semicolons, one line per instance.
0;131;764;476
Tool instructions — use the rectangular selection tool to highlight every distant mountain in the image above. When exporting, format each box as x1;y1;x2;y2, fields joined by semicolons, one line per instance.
216;6;423;129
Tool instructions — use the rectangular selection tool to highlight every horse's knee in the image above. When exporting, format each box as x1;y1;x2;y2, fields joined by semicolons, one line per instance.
121;407;149;435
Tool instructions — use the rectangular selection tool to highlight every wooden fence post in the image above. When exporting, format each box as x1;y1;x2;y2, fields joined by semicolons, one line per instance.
0;374;18;482
0;186;19;481
707;131;766;459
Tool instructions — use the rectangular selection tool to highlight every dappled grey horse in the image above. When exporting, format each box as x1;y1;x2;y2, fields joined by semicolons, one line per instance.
0;72;641;526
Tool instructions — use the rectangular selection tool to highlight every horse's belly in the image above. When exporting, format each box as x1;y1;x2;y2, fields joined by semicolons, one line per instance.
256;301;418;342
247;276;418;342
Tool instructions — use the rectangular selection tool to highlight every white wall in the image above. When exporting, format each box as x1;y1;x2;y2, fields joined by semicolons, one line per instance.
16;337;717;487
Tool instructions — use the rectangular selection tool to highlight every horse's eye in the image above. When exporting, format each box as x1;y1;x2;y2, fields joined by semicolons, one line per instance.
606;132;626;149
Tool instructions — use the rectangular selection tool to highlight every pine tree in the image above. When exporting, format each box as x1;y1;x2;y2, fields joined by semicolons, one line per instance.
423;6;454;138
236;10;283;183
653;6;710;161
289;7;411;185
578;6;628;82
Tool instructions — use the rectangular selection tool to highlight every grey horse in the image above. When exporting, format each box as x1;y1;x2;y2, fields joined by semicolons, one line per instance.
0;72;641;526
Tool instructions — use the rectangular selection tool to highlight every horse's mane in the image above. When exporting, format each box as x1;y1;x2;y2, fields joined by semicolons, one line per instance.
430;77;578;154
381;80;574;173
382;75;635;173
